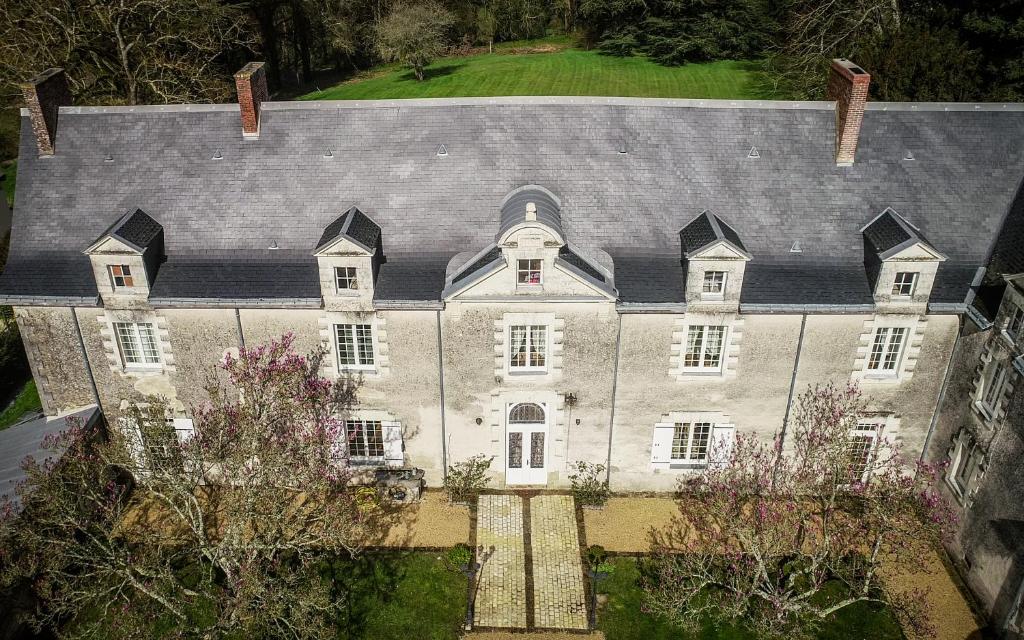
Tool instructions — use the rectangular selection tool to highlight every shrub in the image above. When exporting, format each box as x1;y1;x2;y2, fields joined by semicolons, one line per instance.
446;543;473;570
443;454;492;504
568;460;610;508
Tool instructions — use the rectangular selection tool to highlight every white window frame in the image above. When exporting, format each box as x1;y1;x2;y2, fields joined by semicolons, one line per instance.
865;326;907;375
681;325;727;373
113;321;162;370
335;323;375;371
701;271;727;299
1006;303;1023;342
846;419;884;484
891;271;917;297
977;359;1007;420
108;264;135;289
508;324;548;373
334;266;358;292
345;419;385;464
516;259;543;286
670;421;713;463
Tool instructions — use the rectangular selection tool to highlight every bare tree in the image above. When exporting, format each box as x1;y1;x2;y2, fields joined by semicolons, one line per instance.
0;0;257;105
644;383;956;639
1;334;392;639
374;1;455;81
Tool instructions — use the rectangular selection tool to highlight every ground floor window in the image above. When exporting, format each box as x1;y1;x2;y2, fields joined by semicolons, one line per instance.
346;419;384;462
846;420;884;484
671;422;712;463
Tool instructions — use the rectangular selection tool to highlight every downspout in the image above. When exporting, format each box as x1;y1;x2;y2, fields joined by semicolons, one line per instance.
604;313;623;487
773;313;807;487
234;307;246;349
71;306;102;413
436;310;449;481
918;314;963;475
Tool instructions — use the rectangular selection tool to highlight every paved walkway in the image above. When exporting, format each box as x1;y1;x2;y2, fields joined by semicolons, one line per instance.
530;495;588;629
473;493;587;631
474;494;527;628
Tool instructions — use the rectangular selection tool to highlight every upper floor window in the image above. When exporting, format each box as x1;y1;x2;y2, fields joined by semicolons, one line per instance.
335;323;374;370
702;271;726;297
683;325;726;372
671;421;711;463
509;324;547;371
947;432;983;501
335;266;358;291
517;259;542;285
1007;304;1024;341
114;322;161;368
345;419;384;462
891;272;917;297
866;327;906;373
978;360;1007;419
846;420;883;484
109;264;134;288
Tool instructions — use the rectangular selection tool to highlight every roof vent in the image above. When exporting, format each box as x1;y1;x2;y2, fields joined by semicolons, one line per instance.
436;143;448;157
268;240;279;250
103;154;114;163
617;141;628;155
526;202;537;221
747;146;760;159
903;150;914;161
323;148;333;158
212;150;223;160
790;240;802;253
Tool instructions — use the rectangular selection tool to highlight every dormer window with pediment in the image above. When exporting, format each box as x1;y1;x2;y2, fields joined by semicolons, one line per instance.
84;208;164;307
679;210;751;312
861;208;946;312
314;206;382;311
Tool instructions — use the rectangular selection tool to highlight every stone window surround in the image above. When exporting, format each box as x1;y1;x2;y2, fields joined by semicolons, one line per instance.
98;310;175;376
670;313;742;381
852;314;924;384
651;411;735;471
971;342;1015;424
945;429;986;507
318;311;390;379
495;312;563;382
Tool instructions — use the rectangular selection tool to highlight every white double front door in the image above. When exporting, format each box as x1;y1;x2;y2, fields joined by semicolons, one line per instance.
505;402;548;485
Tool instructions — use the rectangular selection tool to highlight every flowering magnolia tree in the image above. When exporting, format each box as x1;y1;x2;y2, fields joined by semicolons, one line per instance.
0;334;389;639
643;383;956;639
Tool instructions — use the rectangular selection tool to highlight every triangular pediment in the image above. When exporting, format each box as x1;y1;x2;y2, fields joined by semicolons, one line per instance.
884;241;946;262
84;235;141;255
687;240;751;261
314;235;375;257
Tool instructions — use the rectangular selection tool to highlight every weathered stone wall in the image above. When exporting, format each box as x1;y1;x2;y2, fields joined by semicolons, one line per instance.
14;307;94;414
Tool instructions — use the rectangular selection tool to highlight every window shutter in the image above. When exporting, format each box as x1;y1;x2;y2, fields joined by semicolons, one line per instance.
382;421;404;467
118;417;148;474
172;418;195;443
709;424;736;469
651;423;675;464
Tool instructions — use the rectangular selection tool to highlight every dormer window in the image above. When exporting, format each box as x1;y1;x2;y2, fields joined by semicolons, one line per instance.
891;272;917;297
109;264;134;288
702;271;726;298
335;266;358;291
517;259;542;286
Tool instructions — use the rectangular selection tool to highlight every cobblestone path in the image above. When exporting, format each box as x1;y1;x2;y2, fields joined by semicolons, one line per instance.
474;494;527;628
529;495;588;630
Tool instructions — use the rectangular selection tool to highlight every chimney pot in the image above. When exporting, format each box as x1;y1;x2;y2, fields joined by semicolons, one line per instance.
21;68;71;156
234;62;268;138
827;58;870;166
526;202;537;221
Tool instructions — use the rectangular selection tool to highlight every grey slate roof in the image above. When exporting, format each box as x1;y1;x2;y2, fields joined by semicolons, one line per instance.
498;185;563;242
861;207;943;260
2;97;1024;308
315;206;381;254
88;207;163;253
679;210;748;257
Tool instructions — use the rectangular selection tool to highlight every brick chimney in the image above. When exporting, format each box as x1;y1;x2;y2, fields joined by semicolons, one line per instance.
234;62;268;138
21;68;71;156
826;59;870;166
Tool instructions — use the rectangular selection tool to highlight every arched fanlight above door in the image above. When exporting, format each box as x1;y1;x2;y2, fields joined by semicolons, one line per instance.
508;402;545;423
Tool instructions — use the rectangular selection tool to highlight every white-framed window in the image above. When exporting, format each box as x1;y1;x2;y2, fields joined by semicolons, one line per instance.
335;323;375;371
682;325;726;372
108;264;135;288
1006;303;1024;341
335;266;358;291
891;272;917;297
670;421;712;463
846;419;884;484
114;322;161;368
345;419;384;462
517;259;543;285
866;326;907;373
977;359;1007;419
702;271;726;297
947;432;983;501
509;324;547;371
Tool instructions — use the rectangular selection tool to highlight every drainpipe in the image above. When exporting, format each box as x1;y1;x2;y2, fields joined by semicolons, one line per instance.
71;306;102;414
773;313;807;487
436;310;449;481
604;313;623;487
234;307;246;349
918;314;964;475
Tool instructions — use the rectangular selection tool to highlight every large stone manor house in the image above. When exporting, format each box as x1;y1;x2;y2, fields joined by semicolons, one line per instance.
3;60;1024;634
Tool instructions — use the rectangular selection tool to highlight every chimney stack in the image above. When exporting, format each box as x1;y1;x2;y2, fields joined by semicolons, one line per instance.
234;62;268;138
826;59;870;166
21;68;71;156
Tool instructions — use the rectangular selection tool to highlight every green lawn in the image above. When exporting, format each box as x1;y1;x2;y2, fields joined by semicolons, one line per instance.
0;380;42;430
597;557;905;640
302;49;774;101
